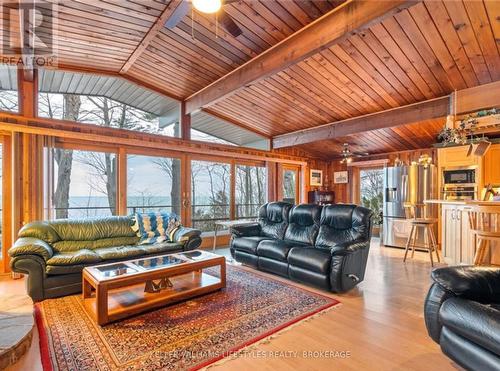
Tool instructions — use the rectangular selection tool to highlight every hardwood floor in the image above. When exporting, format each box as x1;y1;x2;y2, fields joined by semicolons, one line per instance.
4;239;460;370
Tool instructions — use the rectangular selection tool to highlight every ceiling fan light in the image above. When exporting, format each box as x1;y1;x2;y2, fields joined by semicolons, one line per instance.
192;0;222;14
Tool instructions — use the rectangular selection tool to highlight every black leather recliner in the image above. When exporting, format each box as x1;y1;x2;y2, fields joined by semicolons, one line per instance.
424;266;500;371
230;202;373;292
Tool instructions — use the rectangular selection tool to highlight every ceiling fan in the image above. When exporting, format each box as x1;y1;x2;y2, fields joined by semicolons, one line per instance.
340;143;369;164
165;0;243;38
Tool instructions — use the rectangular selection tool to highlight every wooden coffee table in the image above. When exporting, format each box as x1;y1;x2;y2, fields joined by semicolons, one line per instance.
82;250;226;325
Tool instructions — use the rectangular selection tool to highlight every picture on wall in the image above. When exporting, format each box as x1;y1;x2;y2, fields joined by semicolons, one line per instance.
334;171;348;184
310;169;323;186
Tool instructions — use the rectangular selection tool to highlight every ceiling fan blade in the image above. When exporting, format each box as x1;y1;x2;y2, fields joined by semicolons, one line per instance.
219;9;242;37
165;0;191;29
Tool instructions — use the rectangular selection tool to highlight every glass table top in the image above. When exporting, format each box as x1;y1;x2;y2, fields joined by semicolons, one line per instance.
87;250;219;280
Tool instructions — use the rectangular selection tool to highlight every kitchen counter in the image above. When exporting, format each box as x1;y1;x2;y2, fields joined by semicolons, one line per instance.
425;199;500;206
426;199;500;266
424;199;466;205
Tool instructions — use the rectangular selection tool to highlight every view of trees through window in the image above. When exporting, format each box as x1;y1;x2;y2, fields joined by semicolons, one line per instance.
47;148;117;219
236;164;266;219
38;93;179;137
191;160;230;232
127;155;181;215
283;169;297;204
360;168;384;225
0;90;18;112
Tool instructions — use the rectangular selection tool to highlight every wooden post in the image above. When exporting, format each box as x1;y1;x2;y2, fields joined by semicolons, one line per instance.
180;102;191;141
230;161;236;220
266;162;276;202
117;148;127;215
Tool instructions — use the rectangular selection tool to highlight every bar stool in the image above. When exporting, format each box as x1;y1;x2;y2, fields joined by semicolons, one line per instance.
467;203;500;265
403;204;440;266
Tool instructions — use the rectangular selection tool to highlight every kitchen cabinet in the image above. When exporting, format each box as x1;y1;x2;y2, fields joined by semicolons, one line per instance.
441;203;475;265
437;146;482;168
484;144;500;186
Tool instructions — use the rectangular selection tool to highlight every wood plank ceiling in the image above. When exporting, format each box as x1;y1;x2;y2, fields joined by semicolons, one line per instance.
208;0;500;137
294;118;445;159
125;0;344;97
9;0;500;158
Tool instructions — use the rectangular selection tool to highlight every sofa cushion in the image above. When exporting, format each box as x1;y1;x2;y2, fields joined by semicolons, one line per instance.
440;297;500;357
94;246;145;260
284;204;322;245
46;249;101;266
49;216;136;241
288;247;331;274
316;204;373;248
18;221;60;243
259;202;292;239
232;236;271;254
257;240;298;261
141;242;184;255
52;236;140;253
46;264;87;275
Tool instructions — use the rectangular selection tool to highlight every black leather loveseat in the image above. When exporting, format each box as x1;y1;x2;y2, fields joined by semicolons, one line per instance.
424;266;500;371
230;202;373;292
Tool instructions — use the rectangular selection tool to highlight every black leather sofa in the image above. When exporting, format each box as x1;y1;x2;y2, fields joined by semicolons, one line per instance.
424;266;500;371
230;202;373;292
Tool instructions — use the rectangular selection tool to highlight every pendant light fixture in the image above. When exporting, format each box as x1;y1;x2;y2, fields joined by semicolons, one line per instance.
192;0;222;14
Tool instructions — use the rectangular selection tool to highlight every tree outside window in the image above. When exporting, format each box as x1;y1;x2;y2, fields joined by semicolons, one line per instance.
360;168;384;226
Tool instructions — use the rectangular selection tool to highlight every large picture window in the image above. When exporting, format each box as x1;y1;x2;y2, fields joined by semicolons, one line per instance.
283;168;299;204
236;164;266;219
0;67;18;112
38;93;179;137
45;147;117;219
127;154;181;215
191;160;230;232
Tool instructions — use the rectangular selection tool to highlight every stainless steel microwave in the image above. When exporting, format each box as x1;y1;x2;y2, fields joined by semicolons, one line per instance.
443;168;476;185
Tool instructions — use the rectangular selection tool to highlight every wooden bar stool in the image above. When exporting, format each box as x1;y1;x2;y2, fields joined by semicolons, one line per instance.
467;203;500;266
403;204;440;266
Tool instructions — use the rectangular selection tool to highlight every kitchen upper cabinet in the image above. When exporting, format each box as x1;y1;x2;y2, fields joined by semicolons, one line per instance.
441;204;475;265
484;144;500;186
437;146;482;168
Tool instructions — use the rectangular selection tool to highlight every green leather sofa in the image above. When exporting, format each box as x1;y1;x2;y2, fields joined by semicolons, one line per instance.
8;216;202;302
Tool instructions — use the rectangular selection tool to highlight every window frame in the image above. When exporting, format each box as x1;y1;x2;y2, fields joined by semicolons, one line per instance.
44;141;120;220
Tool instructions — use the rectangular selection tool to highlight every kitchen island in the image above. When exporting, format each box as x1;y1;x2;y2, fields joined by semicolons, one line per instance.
425;200;500;265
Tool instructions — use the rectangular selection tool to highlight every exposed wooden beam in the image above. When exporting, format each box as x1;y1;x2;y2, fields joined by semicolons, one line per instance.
119;0;183;74
184;0;418;114
273;96;450;148
0;113;307;165
201;108;271;139
456;80;500;114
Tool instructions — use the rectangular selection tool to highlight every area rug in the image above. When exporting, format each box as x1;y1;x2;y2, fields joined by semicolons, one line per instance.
35;265;339;370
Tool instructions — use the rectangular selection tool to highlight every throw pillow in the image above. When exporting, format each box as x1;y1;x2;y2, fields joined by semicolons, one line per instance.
132;212;179;245
166;218;182;241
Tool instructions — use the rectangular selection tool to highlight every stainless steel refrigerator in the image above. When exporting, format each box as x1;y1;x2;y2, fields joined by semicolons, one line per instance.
382;164;437;248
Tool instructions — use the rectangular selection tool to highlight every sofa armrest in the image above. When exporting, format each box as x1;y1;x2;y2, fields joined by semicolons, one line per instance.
424;266;500;344
8;237;53;261
10;255;47;302
172;227;202;243
431;266;500;303
330;239;369;256
230;223;261;237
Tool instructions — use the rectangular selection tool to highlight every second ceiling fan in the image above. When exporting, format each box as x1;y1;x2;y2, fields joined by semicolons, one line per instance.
165;0;243;38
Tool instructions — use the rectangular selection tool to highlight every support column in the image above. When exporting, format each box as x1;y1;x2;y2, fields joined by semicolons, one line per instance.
180;102;191;141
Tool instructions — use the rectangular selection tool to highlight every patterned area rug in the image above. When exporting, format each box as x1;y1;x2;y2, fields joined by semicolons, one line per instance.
36;265;339;370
